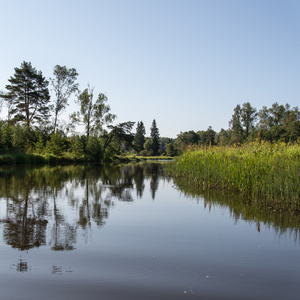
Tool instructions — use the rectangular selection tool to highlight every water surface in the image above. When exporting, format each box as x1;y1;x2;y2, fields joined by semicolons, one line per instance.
0;163;299;300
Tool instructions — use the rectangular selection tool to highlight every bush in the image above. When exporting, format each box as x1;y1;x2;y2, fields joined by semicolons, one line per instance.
0;154;15;164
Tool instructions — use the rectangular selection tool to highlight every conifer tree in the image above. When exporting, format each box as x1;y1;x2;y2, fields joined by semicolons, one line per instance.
1;61;51;128
150;119;160;156
134;121;146;153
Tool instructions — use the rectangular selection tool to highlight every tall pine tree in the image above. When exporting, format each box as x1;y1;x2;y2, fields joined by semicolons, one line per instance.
1;61;51;128
150;119;160;156
134;121;146;153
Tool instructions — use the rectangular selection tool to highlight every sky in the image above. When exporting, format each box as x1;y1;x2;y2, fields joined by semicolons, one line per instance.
1;0;300;138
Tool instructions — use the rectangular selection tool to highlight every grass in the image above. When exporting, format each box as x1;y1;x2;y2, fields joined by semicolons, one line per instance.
166;141;300;212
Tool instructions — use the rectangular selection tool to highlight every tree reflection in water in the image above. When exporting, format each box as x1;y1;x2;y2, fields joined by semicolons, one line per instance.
1;161;298;253
0;163;163;251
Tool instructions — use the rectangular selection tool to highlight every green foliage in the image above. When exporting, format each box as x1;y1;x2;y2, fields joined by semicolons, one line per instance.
70;86;116;139
167;142;300;211
150;119;160;156
0;154;15;164
134;121;146;153
70;136;84;157
1;61;51;128
86;136;102;160
165;143;176;156
1;123;13;151
50;65;79;132
241;102;257;138
229;104;244;144
143;139;153;156
46;131;65;156
11;124;28;151
35;134;45;154
103;121;135;153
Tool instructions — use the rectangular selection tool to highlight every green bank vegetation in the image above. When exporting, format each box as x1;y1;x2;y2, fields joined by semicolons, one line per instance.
1;61;300;166
166;141;300;213
0;62;167;163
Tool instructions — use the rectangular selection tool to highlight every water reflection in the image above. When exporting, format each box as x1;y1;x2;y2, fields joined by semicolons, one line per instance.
172;178;300;242
0;163;163;251
0;162;299;252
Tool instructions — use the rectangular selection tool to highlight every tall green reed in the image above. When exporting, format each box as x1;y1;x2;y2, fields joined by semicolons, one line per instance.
166;142;300;211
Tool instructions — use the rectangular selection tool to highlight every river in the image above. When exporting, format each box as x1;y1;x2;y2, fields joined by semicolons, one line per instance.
0;162;299;300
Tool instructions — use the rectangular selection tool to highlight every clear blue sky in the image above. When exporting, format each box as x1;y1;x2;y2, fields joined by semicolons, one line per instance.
1;0;300;138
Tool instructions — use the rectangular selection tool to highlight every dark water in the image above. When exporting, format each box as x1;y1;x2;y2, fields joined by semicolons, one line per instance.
0;163;299;300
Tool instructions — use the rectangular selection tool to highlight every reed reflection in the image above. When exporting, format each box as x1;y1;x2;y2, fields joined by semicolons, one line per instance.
172;177;300;242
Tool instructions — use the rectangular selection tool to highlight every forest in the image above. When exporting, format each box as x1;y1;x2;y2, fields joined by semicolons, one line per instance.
0;61;299;163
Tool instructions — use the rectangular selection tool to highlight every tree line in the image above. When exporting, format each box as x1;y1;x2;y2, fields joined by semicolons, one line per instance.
133;101;300;156
172;101;300;155
0;61;163;160
1;61;299;160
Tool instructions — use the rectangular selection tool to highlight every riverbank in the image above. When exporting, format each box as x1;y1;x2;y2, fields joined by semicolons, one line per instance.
166;142;300;212
0;152;174;165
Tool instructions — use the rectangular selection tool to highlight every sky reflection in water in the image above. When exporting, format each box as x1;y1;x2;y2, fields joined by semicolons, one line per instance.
0;163;299;300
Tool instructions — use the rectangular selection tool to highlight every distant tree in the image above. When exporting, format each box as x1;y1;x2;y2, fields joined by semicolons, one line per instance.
69;136;84;157
12;124;27;151
50;65;79;133
206;126;216;145
165;143;176;156
216;128;229;146
35;134;45;154
241;102;257;138
257;106;270;131
175;130;199;153
1;123;13;151
159;137;174;152
150;119;160;156
86;136;102;160
197;130;208;146
70;86;116;140
46;131;65;156
1;61;51;128
229;104;244;144
134;121;146;153
102;121;135;153
144;139;154;156
268;102;286;127
283;106;300;142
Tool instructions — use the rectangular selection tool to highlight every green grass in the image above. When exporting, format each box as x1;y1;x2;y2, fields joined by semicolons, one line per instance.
166;142;300;212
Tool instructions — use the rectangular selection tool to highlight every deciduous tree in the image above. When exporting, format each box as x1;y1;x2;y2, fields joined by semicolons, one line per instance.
229;104;244;144
50;65;79;133
70;86;116;140
241;102;257;138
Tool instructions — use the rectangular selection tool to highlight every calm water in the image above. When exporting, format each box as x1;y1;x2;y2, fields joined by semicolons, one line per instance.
0;163;299;300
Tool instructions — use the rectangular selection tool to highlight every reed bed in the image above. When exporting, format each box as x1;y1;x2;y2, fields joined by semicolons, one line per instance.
166;142;300;211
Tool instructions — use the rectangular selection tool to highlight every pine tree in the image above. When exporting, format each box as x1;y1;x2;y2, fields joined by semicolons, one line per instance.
150;119;160;156
1;61;51;128
134;121;146;153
